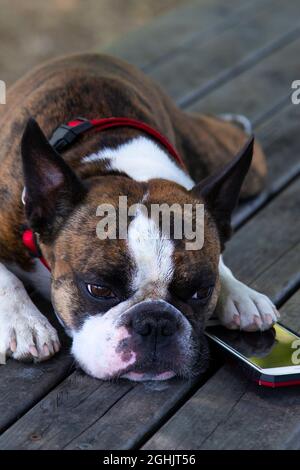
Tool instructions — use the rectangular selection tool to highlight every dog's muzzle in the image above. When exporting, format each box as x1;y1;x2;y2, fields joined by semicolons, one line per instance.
118;300;193;381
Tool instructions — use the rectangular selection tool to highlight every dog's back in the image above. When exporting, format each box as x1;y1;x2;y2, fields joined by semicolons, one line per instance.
0;53;266;267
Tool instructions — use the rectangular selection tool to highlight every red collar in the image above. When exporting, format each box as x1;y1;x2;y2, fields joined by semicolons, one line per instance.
22;229;50;270
22;116;186;271
49;117;186;168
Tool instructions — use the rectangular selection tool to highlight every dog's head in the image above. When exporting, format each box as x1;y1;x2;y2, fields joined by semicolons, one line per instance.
21;118;253;381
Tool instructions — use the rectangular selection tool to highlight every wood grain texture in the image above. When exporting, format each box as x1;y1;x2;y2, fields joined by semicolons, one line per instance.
65;379;196;450
0;371;134;449
0;370;197;449
149;0;300;104
105;0;248;70
0;354;71;434
233;100;300;228
189;34;300;118
0;294;72;434
143;291;300;450
280;291;300;336
224;180;300;292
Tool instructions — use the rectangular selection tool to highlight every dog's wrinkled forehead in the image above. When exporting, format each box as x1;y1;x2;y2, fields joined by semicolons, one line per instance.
50;177;219;294
52;204;175;301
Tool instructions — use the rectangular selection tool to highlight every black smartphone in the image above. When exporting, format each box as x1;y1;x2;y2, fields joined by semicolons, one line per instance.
205;322;300;387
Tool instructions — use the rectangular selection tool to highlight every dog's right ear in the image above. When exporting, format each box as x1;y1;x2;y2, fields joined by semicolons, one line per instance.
21;118;86;238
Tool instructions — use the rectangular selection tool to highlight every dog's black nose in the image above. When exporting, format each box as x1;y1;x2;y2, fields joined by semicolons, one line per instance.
125;300;184;343
131;310;179;338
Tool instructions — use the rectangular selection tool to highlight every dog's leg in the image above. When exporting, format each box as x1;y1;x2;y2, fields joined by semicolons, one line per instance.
216;257;280;331
0;262;60;364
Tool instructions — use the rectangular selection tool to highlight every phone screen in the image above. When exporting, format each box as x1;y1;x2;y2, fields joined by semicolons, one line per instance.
206;323;300;370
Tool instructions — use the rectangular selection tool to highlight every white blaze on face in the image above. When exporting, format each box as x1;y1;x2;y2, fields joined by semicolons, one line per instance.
127;210;175;296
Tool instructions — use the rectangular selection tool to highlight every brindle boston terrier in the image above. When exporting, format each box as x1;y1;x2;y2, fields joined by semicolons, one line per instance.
0;54;279;380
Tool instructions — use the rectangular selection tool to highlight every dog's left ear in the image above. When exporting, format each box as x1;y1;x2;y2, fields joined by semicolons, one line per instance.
21;118;86;239
191;137;254;248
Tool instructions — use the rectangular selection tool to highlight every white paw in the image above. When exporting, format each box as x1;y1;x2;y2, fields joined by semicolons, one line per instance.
0;265;60;364
216;278;280;332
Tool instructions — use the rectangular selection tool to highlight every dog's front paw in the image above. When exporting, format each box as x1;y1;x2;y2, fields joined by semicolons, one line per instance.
216;278;280;332
0;276;60;364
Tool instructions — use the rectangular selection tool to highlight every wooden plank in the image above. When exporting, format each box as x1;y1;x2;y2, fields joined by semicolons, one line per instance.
148;0;300;104
189;34;300;118
0;295;72;434
0;372;134;450
250;242;300;306
143;289;300;450
233;99;300;228
224;180;300;291
0;371;195;450
1;176;298;450
105;0;249;70
65;379;198;451
142;5;300;229
182;36;300;229
0;355;71;434
280;290;300;336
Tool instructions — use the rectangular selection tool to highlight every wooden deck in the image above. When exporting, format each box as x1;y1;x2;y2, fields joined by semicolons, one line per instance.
0;0;300;450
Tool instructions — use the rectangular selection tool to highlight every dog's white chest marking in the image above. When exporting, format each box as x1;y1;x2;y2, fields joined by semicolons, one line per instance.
0;262;59;363
82;136;194;190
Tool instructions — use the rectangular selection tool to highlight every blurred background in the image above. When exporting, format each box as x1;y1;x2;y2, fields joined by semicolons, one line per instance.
0;0;184;85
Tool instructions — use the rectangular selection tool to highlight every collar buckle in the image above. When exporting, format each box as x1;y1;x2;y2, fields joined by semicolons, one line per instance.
49;117;93;152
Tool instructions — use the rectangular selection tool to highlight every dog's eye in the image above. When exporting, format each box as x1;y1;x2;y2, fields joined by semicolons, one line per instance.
192;286;213;302
86;284;116;299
